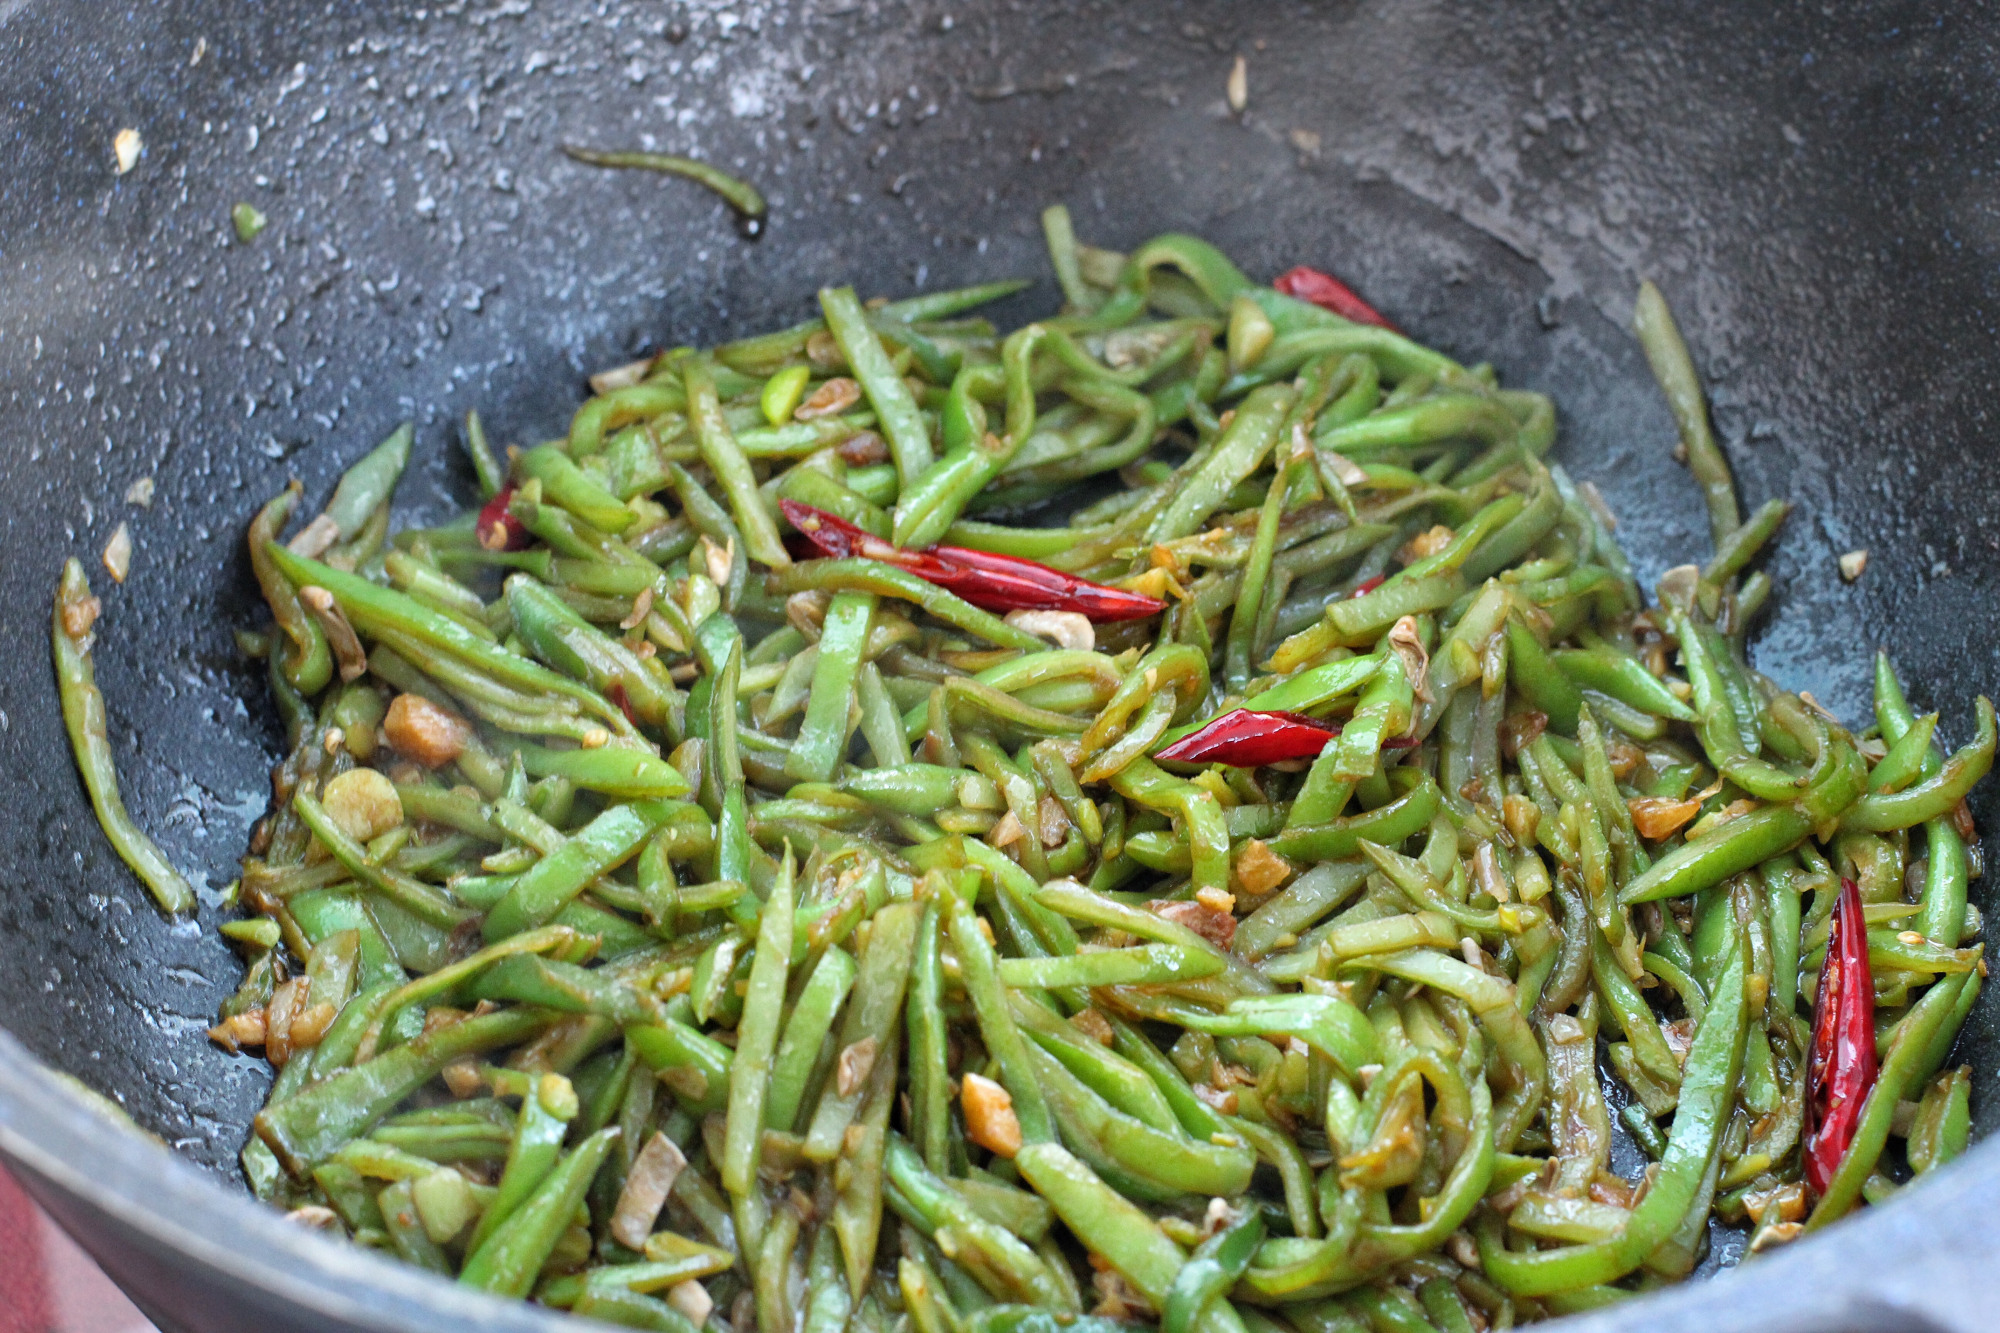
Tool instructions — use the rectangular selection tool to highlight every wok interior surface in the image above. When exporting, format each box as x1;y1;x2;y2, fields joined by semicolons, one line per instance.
1;1;1997;1329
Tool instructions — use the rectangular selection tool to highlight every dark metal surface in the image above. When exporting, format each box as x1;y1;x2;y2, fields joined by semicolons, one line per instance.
0;0;1996;1329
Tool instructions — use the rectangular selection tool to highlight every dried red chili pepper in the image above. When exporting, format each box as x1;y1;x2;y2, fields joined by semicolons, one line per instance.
477;483;530;552
1155;709;1340;766
1273;265;1398;332
780;501;1165;623
1805;876;1877;1198
923;544;1167;621
777;501;880;563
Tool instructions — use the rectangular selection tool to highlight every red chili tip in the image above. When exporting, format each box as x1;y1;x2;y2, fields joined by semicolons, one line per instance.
1156;709;1340;767
1805;876;1877;1199
779;498;867;560
1273;265;1399;332
478;484;531;552
606;681;639;726
1351;574;1389;598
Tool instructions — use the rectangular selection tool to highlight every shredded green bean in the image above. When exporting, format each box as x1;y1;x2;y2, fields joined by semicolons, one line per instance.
563;144;767;236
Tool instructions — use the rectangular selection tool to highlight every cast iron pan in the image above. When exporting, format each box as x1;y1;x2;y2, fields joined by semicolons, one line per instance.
2;1;1997;1329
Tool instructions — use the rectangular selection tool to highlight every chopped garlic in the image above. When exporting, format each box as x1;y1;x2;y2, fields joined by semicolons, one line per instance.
102;522;132;583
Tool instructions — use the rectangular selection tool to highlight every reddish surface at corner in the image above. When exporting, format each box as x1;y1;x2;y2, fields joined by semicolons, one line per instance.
0;1165;157;1333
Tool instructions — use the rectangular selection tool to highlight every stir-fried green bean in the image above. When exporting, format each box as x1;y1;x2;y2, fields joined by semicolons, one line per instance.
59;212;1989;1324
562;144;767;234
52;560;196;914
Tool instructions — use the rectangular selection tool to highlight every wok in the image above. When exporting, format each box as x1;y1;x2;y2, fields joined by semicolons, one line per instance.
0;0;1995;1329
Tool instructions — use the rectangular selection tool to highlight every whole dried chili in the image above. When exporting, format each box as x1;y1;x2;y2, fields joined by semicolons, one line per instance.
1155;709;1339;767
780;500;1165;622
478;483;531;552
1273;265;1398;331
1805;876;1877;1197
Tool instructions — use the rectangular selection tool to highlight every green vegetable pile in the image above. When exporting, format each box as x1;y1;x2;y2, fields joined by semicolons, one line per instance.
53;205;1990;1329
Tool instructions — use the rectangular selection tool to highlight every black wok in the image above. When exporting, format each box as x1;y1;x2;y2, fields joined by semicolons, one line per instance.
1;1;1996;1328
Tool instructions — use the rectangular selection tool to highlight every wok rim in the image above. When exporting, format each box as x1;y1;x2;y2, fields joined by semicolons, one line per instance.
0;1029;575;1333
2;1025;1994;1333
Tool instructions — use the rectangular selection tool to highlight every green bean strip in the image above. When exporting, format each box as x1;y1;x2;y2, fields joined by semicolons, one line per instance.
787;591;874;782
1876;655;1972;943
1634;280;1739;548
893;363;1018;549
686;359;790;568
500;740;691;801
886;1135;1073;1308
322;423;412;541
1620;806;1814;905
997;944;1223;989
251;484;334;696
255;1008;551;1173
562;145;766;225
1016;1143;1246;1333
53;562;196;914
834;1026;902;1294
1701;496;1789;587
270;546;632;732
722;855;793;1197
768;945;857;1133
804;901;921;1159
1480;938;1746;1295
1839;697;1994;832
771;559;1048;652
1550;645;1696;723
906;898;953;1172
822;285;935;486
484;800;670;940
464;409;504;499
948;890;1056;1143
878;281;1029;323
460;1127;620;1297
291;791;471;931
1042;205;1096;312
1224;427;1310;691
465;1070;577;1255
515;444;636;534
1149;384;1294;541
